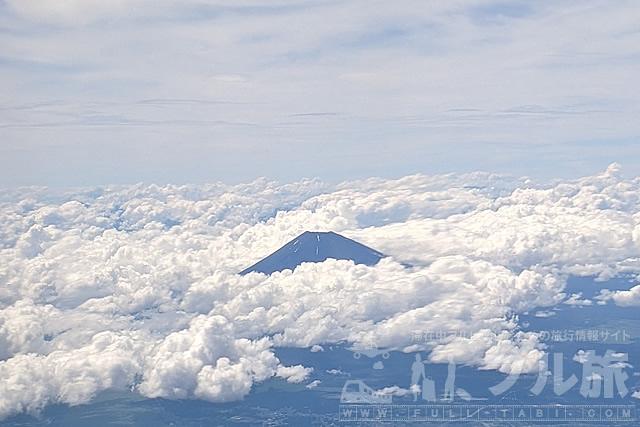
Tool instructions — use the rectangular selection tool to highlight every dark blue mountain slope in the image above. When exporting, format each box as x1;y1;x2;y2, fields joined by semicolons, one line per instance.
239;231;385;275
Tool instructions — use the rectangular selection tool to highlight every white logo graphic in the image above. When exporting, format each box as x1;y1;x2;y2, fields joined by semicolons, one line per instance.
349;340;390;369
340;380;393;404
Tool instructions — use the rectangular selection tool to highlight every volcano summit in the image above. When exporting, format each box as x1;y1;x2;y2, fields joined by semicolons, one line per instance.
239;231;385;275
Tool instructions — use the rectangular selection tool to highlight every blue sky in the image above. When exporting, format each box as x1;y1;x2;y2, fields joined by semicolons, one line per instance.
1;0;639;187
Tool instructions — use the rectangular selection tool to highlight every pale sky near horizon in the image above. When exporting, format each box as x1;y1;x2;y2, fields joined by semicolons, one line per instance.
1;0;639;187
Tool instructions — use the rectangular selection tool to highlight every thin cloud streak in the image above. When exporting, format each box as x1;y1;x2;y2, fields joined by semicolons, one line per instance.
1;1;639;186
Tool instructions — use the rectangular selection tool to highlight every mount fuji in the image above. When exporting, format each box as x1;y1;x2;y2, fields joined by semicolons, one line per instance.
239;231;386;275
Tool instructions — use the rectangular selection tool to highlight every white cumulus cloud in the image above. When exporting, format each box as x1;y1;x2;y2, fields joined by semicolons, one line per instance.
596;284;640;307
1;165;640;419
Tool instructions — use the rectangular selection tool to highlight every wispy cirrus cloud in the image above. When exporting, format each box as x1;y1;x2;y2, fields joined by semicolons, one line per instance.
1;1;640;186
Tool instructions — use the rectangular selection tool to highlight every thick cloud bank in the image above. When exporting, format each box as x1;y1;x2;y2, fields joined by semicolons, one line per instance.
2;165;640;419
